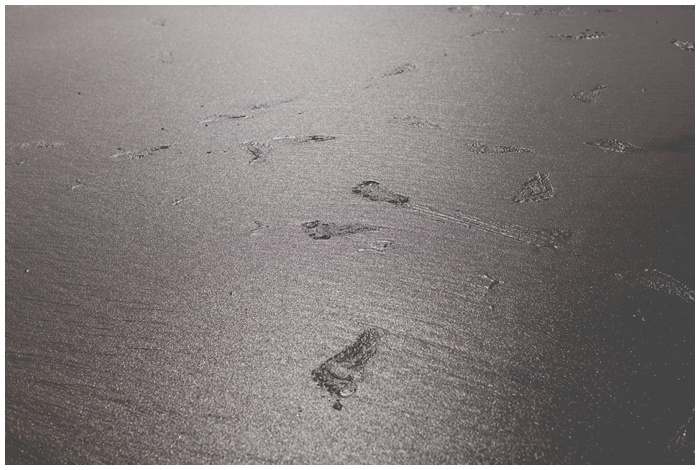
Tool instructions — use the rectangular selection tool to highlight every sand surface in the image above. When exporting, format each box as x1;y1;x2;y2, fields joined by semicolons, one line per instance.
5;6;694;464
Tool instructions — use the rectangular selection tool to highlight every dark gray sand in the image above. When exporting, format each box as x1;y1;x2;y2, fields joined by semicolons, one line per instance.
5;6;694;464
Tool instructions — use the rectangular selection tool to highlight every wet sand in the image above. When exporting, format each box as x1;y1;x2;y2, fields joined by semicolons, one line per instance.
5;6;694;464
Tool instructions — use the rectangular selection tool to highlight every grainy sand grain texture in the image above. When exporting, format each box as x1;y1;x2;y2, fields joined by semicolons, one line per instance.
6;6;694;464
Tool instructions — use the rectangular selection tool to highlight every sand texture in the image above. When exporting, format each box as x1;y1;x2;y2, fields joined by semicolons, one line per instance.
5;6;694;464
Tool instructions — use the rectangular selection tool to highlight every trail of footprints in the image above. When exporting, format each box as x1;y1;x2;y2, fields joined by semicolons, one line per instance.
100;18;691;414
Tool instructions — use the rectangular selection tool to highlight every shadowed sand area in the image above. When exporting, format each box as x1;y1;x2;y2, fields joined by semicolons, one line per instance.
5;6;694;464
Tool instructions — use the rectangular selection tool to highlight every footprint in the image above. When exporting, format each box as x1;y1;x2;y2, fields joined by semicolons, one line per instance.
200;114;249;124
353;181;572;249
393;116;440;129
585;139;644;153
249;220;269;235
573;84;610;103
271;135;336;143
250;97;294;112
298;135;335;143
242;141;272;164
612;268;694;304
351;181;410;205
466;140;532;154
671;39;694;52
357;240;394;253
513;172;555;203
243;135;335;164
502;6;575;16
312;328;383;399
302;220;380;240
110;145;170;160
469;28;511;37
646;134;694;154
481;274;500;291
449;6;574;17
11;141;65;150
447;6;505;17
382;63;417;78
553;29;606;40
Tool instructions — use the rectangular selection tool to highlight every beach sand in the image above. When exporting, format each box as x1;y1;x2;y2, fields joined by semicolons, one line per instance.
5;6;694;464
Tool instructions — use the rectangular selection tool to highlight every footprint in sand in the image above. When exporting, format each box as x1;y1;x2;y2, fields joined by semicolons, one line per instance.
512;172;555;203
552;29;606;40
312;328;383;403
671;39;694;52
585;139;644;153
393;116;440;129
573;84;610;103
244;135;336;164
301;220;380;240
465;140;532;154
110;145;171;161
